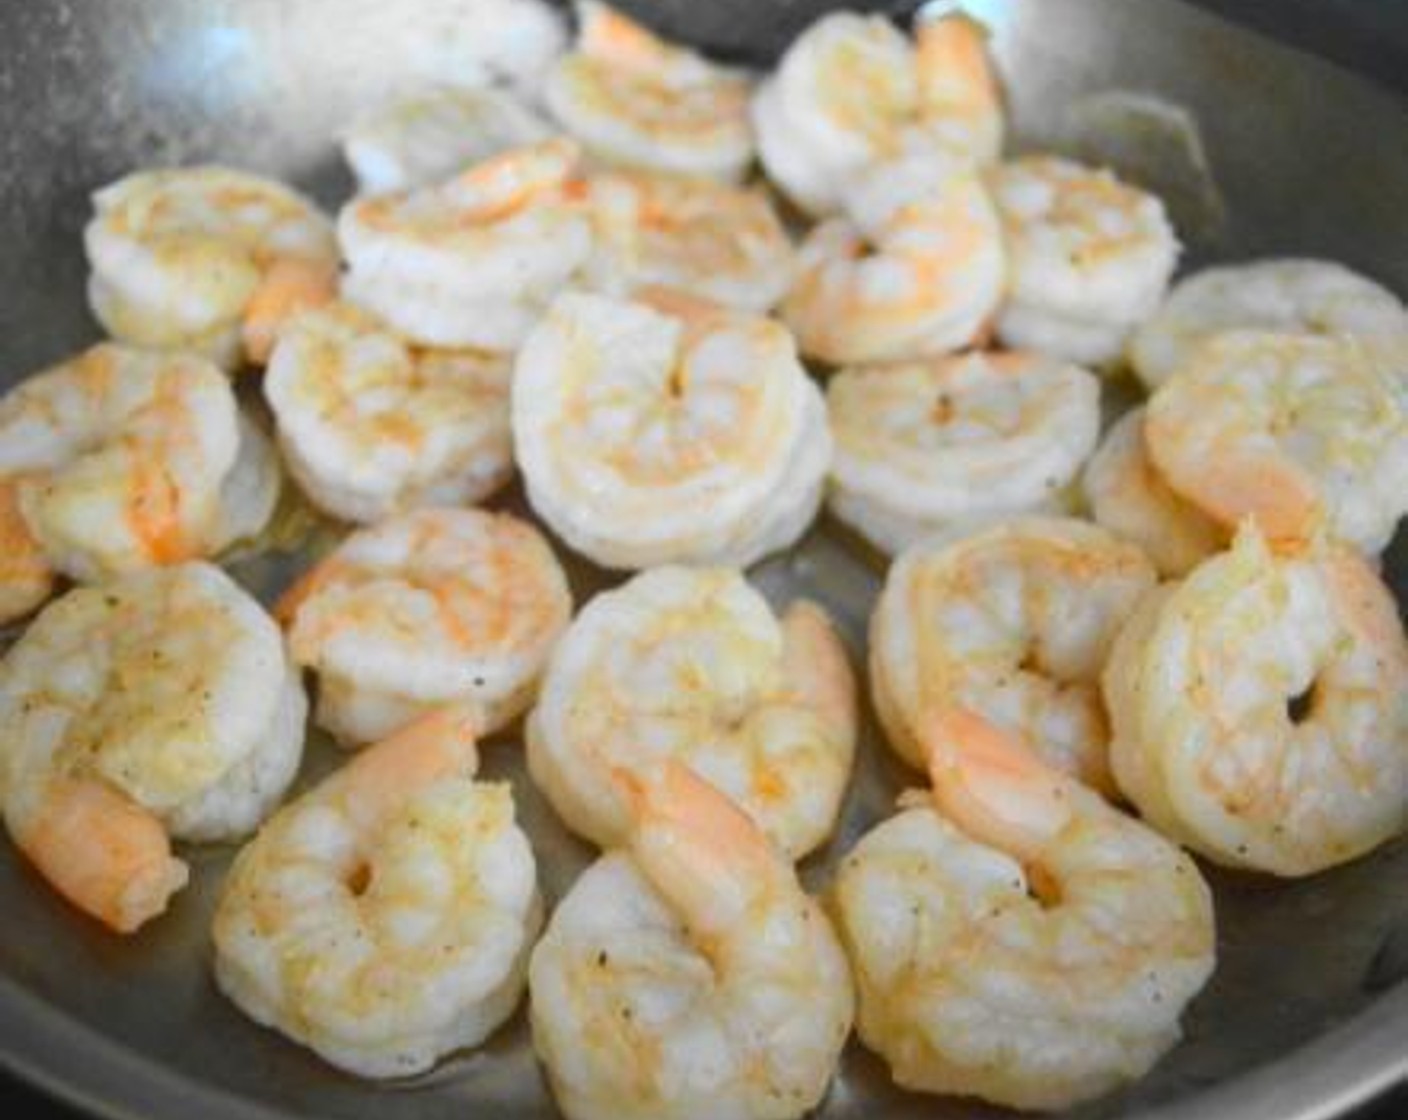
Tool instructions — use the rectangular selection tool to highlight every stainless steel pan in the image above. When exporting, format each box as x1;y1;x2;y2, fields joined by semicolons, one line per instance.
1;2;1406;1119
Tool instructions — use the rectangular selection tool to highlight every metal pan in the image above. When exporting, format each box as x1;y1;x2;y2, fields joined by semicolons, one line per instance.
1;2;1406;1119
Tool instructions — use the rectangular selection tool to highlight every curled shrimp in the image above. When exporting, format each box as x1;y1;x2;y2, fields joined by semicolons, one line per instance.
84;166;337;371
264;301;513;523
0;562;306;932
1105;523;1408;876
753;10;1002;216
339;138;592;351
527;566;856;859
0;343;263;582
512;290;831;569
783;151;1004;365
830;708;1215;1110
870;517;1156;793
1083;406;1225;578
342;82;556;196
989;155;1179;367
278;508;572;746
213;704;542;1077
1145;331;1408;553
529;761;854;1120
0;479;56;625
582;169;794;312
544;1;754;182
1130;258;1408;390
827;350;1100;555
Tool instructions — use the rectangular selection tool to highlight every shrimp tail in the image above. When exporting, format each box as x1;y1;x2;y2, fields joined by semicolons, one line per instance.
13;778;188;933
614;761;781;938
781;600;857;742
921;707;1074;865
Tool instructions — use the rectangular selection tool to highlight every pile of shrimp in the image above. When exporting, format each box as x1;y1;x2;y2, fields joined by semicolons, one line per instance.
1;0;1407;1114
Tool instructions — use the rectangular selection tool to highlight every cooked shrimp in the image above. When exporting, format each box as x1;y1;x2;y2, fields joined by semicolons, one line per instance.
529;761;853;1120
1145;331;1408;553
85;166;337;371
1083;407;1224;578
783;151;1004;364
528;566;855;859
831;708;1215;1110
206;409;283;554
278;508;571;746
753;10;1002;216
870;517;1156;792
214;704;542;1077
264;301;512;523
1130;258;1408;390
0;479;56;625
827;350;1100;555
990;155;1179;367
342;83;557;196
513;290;831;569
544;1;754;182
0;562;307;932
1105;524;1408;876
339;138;592;350
0;343;241;582
583;169;793;311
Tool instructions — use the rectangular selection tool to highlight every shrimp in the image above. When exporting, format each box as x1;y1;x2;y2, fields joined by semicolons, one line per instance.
1144;331;1408;553
827;350;1100;555
527;566;855;859
84;166;338;371
264;301;512;523
830;708;1215;1110
342;82;557;196
582;169;794;312
870;517;1156;793
1105;523;1408;876
205;409;283;555
512;290;831;570
782;151;1004;365
0;479;56;625
0;343;245;582
1083;406;1225;578
1130;258;1408;390
338;138;592;351
278;508;571;746
0;562;307;932
543;1;754;182
753;10;1002;216
213;704;543;1078
989;155;1179;367
529;761;853;1120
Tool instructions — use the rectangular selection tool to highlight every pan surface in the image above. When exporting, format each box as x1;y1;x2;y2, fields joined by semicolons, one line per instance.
1;2;1407;1119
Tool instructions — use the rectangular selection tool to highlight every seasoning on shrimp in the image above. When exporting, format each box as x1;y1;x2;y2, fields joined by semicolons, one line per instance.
529;762;854;1120
84;166;337;371
831;708;1215;1110
264;301;513;523
213;705;542;1077
1145;330;1408;553
0;563;306;932
338;138;592;351
544;1;755;182
512;290;831;570
1105;523;1408;876
753;9;1002;216
528;566;855;859
826;349;1100;555
870;517;1156;793
278;508;572;746
1130;258;1408;390
989;154;1179;367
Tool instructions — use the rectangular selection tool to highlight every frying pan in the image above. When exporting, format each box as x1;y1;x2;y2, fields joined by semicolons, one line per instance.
1;2;1407;1119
